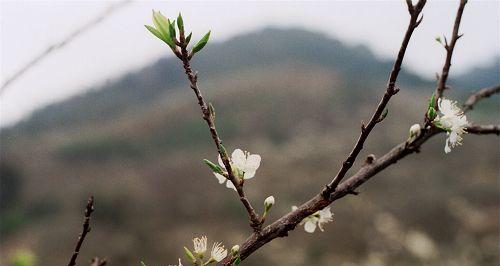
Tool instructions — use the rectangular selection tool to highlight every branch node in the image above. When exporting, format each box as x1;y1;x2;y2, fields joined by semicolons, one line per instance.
415;14;424;27
364;154;376;165
405;0;415;14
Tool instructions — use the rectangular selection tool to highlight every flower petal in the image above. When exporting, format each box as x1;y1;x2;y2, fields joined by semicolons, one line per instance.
226;180;237;191
304;220;317;233
214;173;226;184
244;154;261;173
449;131;458;144
243;170;255;180
444;139;451;154
231;149;246;169
319;207;333;219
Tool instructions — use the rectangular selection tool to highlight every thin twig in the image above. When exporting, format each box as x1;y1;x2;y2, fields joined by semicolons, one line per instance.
433;0;468;106
68;196;95;266
463;84;500;112
0;0;131;94
176;29;261;230
322;0;426;196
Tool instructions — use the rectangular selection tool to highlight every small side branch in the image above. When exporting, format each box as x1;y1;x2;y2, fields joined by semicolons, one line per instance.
466;124;500;135
67;196;95;266
176;30;261;230
463;84;500;112
434;0;468;104
322;0;426;196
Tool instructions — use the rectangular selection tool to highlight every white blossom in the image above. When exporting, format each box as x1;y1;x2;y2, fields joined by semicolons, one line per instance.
292;206;334;233
192;236;207;256
210;242;228;262
213;149;261;190
434;98;468;153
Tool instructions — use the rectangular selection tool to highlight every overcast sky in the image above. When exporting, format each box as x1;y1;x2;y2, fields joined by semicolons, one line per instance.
1;0;499;128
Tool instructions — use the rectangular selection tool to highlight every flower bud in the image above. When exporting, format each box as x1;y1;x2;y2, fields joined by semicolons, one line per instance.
231;245;240;256
408;124;421;143
264;196;275;211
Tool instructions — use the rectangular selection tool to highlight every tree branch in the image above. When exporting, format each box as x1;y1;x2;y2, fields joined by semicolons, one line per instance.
466;124;500;135
176;32;262;230
67;196;95;266
434;0;468;105
463;84;500;112
217;0;498;264
222;129;440;264
322;0;426;196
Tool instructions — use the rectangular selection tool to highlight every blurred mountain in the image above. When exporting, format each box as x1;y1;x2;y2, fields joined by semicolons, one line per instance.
0;28;498;266
3;28;429;135
451;56;500;90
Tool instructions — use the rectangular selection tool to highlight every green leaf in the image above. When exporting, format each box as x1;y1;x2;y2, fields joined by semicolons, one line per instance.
427;107;437;121
428;93;436;109
203;159;223;175
186;32;192;45
219;144;227;159
183;247;196;263
152;11;169;39
146;25;175;49
192;30;211;54
168;19;176;38
234;257;241;265
145;25;166;42
151;11;176;49
177;13;184;33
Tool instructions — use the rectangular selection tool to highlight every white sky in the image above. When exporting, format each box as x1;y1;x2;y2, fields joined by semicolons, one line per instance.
1;0;499;128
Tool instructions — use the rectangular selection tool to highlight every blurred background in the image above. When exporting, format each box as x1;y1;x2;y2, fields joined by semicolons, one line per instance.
1;1;499;265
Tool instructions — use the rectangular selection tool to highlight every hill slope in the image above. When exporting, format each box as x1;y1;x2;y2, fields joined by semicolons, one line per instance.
4;28;429;135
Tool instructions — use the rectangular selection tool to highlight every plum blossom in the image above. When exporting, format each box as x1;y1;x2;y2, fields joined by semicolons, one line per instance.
210;242;228;262
433;98;468;153
213;149;261;190
192;236;207;256
185;236;228;264
292;206;334;233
